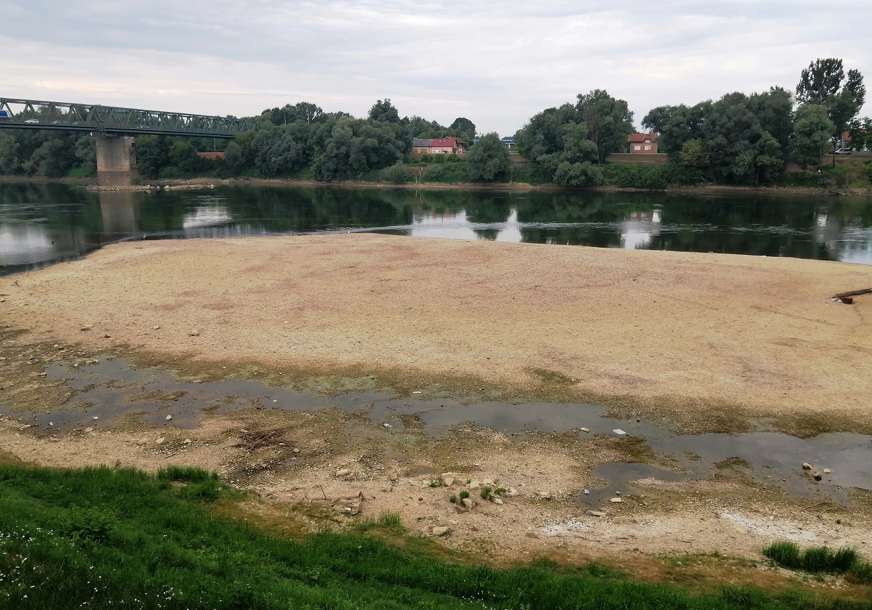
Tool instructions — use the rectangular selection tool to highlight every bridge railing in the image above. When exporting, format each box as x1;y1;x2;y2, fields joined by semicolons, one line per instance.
0;97;254;137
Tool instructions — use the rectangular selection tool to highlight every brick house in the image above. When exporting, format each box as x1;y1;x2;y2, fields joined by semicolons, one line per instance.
412;137;464;156
628;132;658;154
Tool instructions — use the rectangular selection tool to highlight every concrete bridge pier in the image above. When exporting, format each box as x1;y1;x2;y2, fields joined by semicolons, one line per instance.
95;135;136;186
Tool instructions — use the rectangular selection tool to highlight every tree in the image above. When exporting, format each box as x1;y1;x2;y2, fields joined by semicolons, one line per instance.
553;161;603;187
575;90;634;162
678;139;708;170
0;133;20;175
73;136;96;175
135;135;170;178
641;106;674;134
791;104;834;167
368;99;401;123
465;133;511;182
223;141;244;176
796;58;865;150
448;117;476;143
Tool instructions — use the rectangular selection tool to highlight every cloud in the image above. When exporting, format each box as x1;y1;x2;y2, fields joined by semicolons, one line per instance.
1;0;870;134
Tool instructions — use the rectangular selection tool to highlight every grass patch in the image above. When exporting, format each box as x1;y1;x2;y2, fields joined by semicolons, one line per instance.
0;464;870;609
764;541;872;584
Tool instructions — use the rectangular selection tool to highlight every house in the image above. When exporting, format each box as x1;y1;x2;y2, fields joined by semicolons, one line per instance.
412;137;464;156
196;151;225;161
628;132;658;154
501;136;516;151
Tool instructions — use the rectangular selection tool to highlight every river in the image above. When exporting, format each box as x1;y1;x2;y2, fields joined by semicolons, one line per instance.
2;182;872;273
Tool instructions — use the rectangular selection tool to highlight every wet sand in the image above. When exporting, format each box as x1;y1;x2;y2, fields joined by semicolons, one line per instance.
2;233;872;432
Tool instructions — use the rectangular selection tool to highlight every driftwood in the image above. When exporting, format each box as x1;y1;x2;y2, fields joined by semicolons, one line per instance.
832;288;872;304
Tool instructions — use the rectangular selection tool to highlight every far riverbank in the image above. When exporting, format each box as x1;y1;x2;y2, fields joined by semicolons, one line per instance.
1;173;869;197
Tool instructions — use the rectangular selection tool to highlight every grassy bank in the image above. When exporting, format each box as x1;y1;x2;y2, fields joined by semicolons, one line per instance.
0;464;869;609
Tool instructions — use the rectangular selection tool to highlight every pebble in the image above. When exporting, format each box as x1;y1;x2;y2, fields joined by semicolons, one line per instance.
612;429;627;436
183;438;192;444
431;526;450;537
588;510;607;517
92;416;99;420
461;498;474;509
383;422;392;429
156;437;166;445
580;427;590;433
335;468;352;478
609;497;623;503
84;427;94;433
165;414;173;421
583;489;591;495
440;473;456;487
152;325;161;330
103;334;112;339
492;497;504;505
536;490;553;500
823;468;832;474
802;462;813;471
188;330;200;337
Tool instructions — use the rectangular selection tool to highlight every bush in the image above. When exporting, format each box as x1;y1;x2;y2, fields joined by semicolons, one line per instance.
553;161;603;187
602;164;669;189
763;541;870;582
380;162;412;184
865;161;872;184
420;161;469;183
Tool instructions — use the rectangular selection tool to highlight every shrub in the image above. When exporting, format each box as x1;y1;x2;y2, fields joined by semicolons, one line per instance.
763;541;869;581
420;161;469;183
380;162;412;184
602;164;669;189
553;161;603;187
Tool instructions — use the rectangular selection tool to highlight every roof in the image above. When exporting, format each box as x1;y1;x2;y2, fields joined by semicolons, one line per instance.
628;132;656;143
412;137;461;148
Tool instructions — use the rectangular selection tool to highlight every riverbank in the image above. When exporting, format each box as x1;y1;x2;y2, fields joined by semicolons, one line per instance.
2;233;871;435
2;173;869;197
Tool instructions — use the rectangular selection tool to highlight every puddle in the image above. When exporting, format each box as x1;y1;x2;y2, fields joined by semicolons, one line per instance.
2;356;871;506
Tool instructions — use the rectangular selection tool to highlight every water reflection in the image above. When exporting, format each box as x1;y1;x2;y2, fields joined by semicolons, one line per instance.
2;182;872;273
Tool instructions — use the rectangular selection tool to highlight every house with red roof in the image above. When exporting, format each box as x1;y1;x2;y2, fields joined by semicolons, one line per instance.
628;132;658;154
412;137;465;156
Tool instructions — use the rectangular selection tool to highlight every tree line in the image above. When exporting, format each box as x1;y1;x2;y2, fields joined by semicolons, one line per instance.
0;57;868;187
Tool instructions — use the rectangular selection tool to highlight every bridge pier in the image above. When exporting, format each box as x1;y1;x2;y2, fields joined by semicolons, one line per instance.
95;135;136;186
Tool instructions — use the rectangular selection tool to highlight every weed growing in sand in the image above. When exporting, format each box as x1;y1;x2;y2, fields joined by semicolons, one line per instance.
764;541;872;583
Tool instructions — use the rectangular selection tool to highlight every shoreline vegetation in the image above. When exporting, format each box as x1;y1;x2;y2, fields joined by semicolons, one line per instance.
0;58;870;193
1;173;870;197
2;463;869;609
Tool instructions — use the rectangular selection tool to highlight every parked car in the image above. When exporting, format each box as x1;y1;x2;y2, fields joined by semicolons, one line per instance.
0;110;9;121
24;119;40;125
834;147;853;155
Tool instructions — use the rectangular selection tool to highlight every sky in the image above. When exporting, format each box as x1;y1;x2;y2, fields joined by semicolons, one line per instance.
2;1;870;135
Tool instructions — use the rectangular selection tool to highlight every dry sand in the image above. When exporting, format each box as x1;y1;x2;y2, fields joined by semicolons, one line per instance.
2;233;872;431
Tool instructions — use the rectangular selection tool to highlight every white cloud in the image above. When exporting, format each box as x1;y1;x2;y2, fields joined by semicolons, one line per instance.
0;0;869;134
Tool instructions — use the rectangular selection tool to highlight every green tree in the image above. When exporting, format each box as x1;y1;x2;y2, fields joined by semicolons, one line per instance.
0;133;20;174
678;139;709;170
448;117;476;144
791;104;834;167
575;89;634;162
796;58;865;149
135;135;170;178
73;136;96;175
223;141;244;176
553;161;603;187
466;133;511;182
27;138;74;177
368;99;401;123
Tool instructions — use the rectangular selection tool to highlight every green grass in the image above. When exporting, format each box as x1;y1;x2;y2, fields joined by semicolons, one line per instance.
0;465;870;609
764;542;872;584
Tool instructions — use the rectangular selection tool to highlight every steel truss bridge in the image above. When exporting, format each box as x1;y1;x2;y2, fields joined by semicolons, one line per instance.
0;97;254;138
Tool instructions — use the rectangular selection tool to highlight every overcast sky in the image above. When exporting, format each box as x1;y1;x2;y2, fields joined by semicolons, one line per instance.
2;1;870;135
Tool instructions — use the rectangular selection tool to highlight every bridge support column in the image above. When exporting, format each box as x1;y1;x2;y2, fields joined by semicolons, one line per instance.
95;135;136;186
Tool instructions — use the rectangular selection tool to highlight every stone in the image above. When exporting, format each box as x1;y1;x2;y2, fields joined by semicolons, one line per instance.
382;422;392;429
152;325;161;330
440;473;456;487
823;468;832;474
612;429;627;436
812;472;823;481
580;427;591;433
188;330;200;337
335;468;352;478
609;497;623;503
431;526;450;537
536;491;552;500
802;462;813;470
583;489;591;495
84;427;94;433
92;416;99;420
492;497;504;505
461;498;474;509
165;414;173;421
587;510;607;517
183;438;192;444
156;437;166;445
103;333;112;339
505;488;519;497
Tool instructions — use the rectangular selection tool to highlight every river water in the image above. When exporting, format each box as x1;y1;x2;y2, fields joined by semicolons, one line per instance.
2;182;872;273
